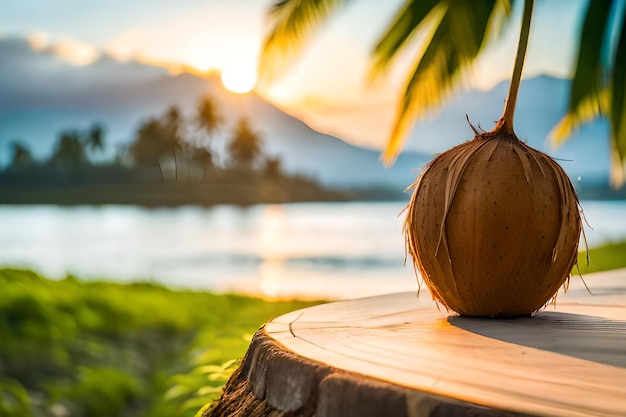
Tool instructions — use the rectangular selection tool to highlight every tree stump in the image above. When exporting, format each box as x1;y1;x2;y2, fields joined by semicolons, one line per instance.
205;269;626;417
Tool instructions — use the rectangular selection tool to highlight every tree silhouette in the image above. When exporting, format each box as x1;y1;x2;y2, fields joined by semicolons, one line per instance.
194;96;224;167
228;118;263;168
129;118;169;179
164;106;183;179
260;0;626;184
264;156;282;178
85;123;105;155
161;106;184;153
9;141;35;170
196;96;223;137
49;130;87;168
44;124;105;169
128;108;186;180
188;146;214;179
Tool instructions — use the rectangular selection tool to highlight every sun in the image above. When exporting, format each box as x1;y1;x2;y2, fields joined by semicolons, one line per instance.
220;66;257;94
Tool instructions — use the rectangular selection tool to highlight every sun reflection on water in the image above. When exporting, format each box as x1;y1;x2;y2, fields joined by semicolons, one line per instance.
1;201;622;300
258;260;286;299
256;205;289;299
256;205;289;262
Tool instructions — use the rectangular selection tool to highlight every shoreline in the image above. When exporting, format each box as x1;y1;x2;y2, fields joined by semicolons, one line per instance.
1;184;625;206
0;180;354;207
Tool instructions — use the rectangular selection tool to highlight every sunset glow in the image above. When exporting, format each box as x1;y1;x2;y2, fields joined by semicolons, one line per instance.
220;65;257;94
1;0;586;153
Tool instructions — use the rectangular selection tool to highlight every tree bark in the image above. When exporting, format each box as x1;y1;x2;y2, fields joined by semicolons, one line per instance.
204;327;528;417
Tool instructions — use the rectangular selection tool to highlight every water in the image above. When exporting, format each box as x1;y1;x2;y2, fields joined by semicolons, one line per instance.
0;200;624;300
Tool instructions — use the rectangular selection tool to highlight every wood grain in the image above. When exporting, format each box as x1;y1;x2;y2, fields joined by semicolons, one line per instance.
206;268;626;417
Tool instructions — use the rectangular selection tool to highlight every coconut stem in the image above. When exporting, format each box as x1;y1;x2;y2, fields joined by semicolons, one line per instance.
500;0;534;135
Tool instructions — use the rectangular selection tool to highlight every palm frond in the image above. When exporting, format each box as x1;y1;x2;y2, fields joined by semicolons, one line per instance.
551;0;626;186
259;0;349;83
550;88;610;146
550;0;612;146
369;0;441;77
382;0;514;164
610;2;626;186
569;0;612;116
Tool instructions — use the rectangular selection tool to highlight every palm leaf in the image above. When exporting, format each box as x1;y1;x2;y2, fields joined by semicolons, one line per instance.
549;0;612;147
550;88;610;147
550;0;626;186
381;0;514;164
260;0;626;185
259;0;350;83
260;0;513;164
610;3;626;185
369;0;441;77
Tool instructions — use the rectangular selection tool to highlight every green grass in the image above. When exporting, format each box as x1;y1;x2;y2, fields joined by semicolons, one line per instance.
576;240;626;274
0;269;320;417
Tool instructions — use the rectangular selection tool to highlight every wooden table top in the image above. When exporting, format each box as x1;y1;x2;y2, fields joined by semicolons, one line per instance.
265;269;626;417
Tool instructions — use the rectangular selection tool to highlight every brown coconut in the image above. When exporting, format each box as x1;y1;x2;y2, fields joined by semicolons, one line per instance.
404;126;582;317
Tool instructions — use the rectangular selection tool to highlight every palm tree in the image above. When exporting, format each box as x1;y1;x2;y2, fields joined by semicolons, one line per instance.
164;106;183;180
196;97;223;143
164;106;182;147
85;123;105;155
264;156;283;178
228;117;263;168
129;118;168;179
259;0;626;185
9;141;35;169
195;95;224;168
196;96;223;137
49;130;87;168
188;146;214;179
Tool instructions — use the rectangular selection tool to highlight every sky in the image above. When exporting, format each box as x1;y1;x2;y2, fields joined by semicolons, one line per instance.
0;0;588;150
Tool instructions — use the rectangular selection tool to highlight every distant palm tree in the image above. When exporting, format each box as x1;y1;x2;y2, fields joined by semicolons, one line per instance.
195;96;224;167
189;146;214;179
9;141;35;169
228;118;263;168
129;118;168;179
164;106;183;180
49;130;87;168
195;96;223;138
264;156;283;178
85;123;105;154
260;0;626;185
164;106;183;147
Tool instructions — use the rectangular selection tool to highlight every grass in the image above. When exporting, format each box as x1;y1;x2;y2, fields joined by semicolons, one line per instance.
0;268;320;417
576;240;626;274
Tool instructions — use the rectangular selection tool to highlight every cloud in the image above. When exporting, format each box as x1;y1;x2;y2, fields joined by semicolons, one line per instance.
26;30;50;50
103;3;265;75
25;31;101;66
0;36;172;111
51;36;100;66
0;36;186;162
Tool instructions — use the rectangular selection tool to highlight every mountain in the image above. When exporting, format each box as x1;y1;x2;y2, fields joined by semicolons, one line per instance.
404;75;611;184
0;37;429;191
0;36;613;192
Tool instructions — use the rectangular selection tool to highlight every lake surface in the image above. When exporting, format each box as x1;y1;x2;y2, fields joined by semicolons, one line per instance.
1;200;624;300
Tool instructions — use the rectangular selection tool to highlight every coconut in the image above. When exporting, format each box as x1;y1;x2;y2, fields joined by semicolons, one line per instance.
402;0;584;317
404;124;582;317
